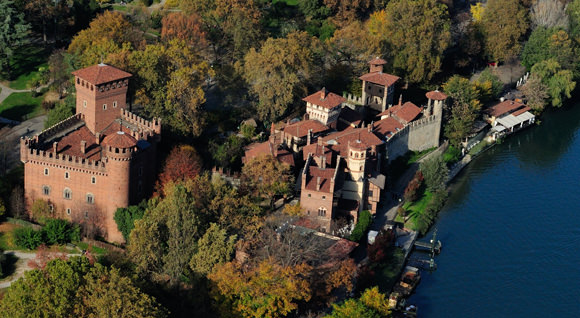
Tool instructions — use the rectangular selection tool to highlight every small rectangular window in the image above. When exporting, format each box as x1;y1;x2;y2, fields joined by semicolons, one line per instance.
44;168;49;176
322;196;326;200
113;101;117;108
308;194;311;198
103;104;107;110
66;208;71;215
65;171;70;179
83;100;87;108
42;186;50;196
91;176;96;184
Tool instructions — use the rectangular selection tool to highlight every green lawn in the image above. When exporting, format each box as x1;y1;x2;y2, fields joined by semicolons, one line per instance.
403;190;433;229
374;247;406;292
112;4;129;11
0;92;45;121
2;45;49;83
8;63;47;90
408;147;437;164
74;242;108;255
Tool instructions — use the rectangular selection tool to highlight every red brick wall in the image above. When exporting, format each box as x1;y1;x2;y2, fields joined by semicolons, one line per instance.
75;78;128;133
300;188;333;232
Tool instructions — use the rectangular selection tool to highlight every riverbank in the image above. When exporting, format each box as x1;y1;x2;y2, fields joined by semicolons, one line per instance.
408;101;580;316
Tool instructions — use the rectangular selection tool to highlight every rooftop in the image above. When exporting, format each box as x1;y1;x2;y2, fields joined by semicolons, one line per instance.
372;117;404;140
485;100;526;118
304;166;336;193
369;57;387;65
378;101;422;123
303;88;346;109
71;64;132;85
283;119;328;138
426;90;448;101
359;72;400;87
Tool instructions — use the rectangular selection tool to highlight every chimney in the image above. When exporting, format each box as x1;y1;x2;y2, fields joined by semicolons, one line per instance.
307;129;313;145
95;132;101;145
317;137;322;146
80;140;87;154
398;94;403;106
321;155;326;169
316;176;321;191
368;121;373;132
52;141;58;153
320;87;327;99
370;57;384;73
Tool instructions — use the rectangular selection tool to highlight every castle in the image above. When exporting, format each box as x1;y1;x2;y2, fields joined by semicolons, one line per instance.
20;64;161;243
244;57;445;233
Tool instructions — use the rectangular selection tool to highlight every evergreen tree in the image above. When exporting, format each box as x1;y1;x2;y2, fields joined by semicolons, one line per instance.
0;1;30;77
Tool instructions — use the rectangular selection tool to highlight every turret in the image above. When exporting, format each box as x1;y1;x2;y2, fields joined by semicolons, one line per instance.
347;140;367;180
369;57;387;73
425;90;447;117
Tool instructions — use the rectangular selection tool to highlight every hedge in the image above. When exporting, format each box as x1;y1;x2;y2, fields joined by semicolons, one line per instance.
350;210;372;242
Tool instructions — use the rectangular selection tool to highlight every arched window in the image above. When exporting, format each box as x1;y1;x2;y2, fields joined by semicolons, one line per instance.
44;168;49;176
42;185;50;196
91;176;96;184
63;188;72;200
86;193;94;204
318;207;327;217
64;171;70;179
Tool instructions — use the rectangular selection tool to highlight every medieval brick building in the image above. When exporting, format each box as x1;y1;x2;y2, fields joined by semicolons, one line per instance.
20;64;161;243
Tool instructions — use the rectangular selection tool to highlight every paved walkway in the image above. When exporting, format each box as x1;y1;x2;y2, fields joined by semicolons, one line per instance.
0;82;31;105
0;115;47;173
0;250;80;289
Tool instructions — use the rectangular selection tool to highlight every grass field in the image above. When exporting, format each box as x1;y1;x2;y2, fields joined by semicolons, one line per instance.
3;45;49;83
272;0;298;5
74;242;108;255
0;223;25;251
8;63;48;90
0;92;45;121
403;190;433;229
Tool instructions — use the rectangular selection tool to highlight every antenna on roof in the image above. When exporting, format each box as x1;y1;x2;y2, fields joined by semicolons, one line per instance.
99;54;105;66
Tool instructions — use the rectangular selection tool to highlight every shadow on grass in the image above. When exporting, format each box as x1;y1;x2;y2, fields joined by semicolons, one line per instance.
3;44;50;82
1;252;19;279
0;103;38;121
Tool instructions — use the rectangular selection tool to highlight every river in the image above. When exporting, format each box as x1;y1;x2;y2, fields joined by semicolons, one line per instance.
408;103;580;317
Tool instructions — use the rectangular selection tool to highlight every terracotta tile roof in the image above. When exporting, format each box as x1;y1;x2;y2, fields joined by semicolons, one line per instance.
304;166;336;193
327;238;358;259
359;72;400;87
369;57;387;65
303;89;345;109
51;125;102;160
72;64;132;85
302;143;333;162
338;107;362;125
426;90;448;101
378;101;422;123
372;117;404;139
283;119;328;138
243;141;294;166
321;127;383;158
485;100;526;118
511;106;532;117
102;131;137;149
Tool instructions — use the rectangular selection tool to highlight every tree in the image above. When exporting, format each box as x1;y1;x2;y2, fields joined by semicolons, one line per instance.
568;0;580;41
209;259;311;318
189;223;237;276
129;40;214;137
326;287;390;318
323;0;371;27
161;12;207;51
114;201;147;242
14;227;44;250
470;2;484;22
45;96;75;129
48;49;73;99
481;0;528;63
530;0;568;29
68;11;143;68
241;155;294;207
521;26;554;70
243;31;316;121
30;199;52;224
522;27;577;73
443;76;482;146
0;257;167;318
0;1;31;77
157;145;203;192
420;155;449;192
374;0;451;83
531;59;576;107
519;75;549;111
474;68;503;101
209;135;246;170
43;219;77;245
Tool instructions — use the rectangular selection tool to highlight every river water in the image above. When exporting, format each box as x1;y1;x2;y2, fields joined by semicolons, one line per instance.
408;103;580;317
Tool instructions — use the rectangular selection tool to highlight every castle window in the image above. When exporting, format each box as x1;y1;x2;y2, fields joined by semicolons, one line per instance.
42;185;50;196
63;188;72;200
83;100;87;108
113;101;117;108
64;171;70;179
138;167;143;177
91;176;96;184
318;207;327;217
49;204;54;212
66;208;71;215
77;78;80;84
368;190;373;198
103;104;107;110
308;194;311;198
44;168;49;176
322;195;326;200
86;193;94;204
84;211;89;218
90;85;93;91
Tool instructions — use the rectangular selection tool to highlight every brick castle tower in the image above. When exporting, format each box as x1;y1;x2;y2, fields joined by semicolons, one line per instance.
20;64;161;243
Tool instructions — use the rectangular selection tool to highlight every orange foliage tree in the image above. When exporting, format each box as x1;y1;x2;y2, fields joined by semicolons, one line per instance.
161;12;207;51
157;145;202;193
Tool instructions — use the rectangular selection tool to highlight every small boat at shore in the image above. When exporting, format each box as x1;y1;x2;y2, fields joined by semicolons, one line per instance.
393;266;421;297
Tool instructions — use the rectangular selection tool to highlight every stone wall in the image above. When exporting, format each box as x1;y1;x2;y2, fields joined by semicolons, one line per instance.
385;114;442;162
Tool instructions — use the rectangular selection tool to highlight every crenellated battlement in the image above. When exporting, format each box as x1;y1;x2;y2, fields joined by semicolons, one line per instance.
343;93;364;106
120;109;161;136
21;138;107;174
36;113;84;143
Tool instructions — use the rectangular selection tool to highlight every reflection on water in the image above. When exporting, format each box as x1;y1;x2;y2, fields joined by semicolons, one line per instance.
409;103;580;317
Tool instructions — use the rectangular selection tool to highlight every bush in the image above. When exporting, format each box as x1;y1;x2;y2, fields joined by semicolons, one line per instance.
114;202;147;242
404;171;424;202
43;219;77;245
443;145;461;164
420;155;449;192
349;210;372;242
14;228;44;250
31;199;52;224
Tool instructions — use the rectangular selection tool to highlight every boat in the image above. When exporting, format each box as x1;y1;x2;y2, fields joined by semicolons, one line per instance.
393;266;421;296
